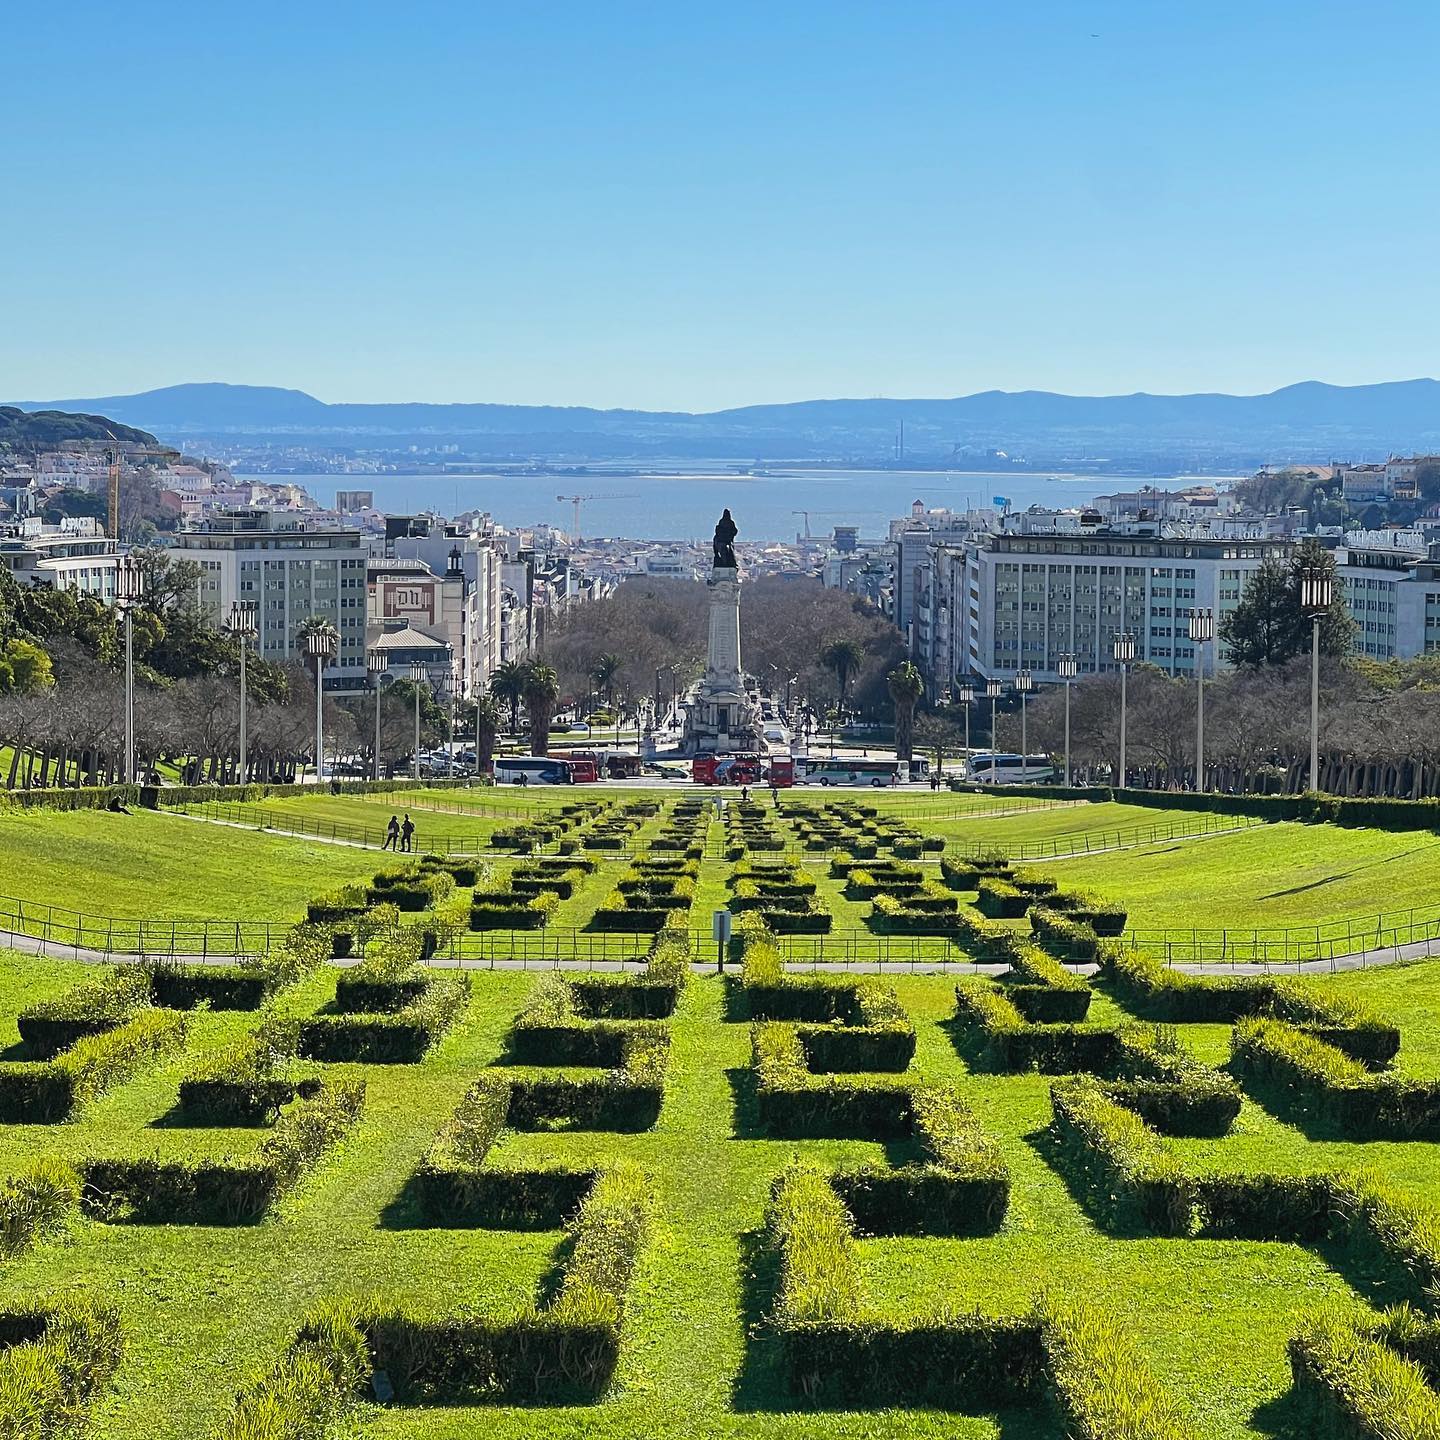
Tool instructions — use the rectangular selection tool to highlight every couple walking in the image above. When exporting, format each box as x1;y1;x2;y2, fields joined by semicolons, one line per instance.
383;814;415;852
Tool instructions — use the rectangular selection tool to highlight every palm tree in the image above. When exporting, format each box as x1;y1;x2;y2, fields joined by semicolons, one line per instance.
820;637;865;715
522;663;561;756
490;661;529;735
590;652;622;710
887;661;925;764
472;691;502;775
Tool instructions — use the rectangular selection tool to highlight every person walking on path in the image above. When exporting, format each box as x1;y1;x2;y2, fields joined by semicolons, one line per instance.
384;814;400;851
400;814;415;853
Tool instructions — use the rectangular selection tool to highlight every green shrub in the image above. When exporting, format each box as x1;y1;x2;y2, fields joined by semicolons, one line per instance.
976;877;1031;919
17;967;152;1058
0;1157;80;1259
1007;943;1092;1022
0;1299;123;1438
212;1302;370;1440
1103;949;1400;1062
1232;1018;1440;1138
178;1013;310;1124
1289;1308;1440;1440
82;1081;364;1225
299;976;470;1063
1037;1294;1200;1440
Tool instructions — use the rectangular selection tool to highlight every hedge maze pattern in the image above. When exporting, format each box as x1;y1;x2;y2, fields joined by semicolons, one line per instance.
5;793;1440;1437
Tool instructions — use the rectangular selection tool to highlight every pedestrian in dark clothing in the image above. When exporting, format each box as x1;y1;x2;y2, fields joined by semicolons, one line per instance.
740;786;751;803
384;815;400;851
400;814;415;852
770;784;780;805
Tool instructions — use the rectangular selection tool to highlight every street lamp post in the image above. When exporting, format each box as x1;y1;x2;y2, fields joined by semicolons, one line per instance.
1300;567;1333;793
229;601;258;784
115;555;145;786
1057;654;1077;787
1112;632;1136;789
409;661;427;782
957;682;975;770
1187;608;1215;791
367;650;387;781
1015;669;1034;772
304;629;336;784
984;678;1002;757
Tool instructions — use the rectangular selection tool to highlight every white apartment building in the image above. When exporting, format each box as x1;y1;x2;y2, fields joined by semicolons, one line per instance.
0;518;119;601
940;530;1293;684
1338;543;1440;661
168;509;369;682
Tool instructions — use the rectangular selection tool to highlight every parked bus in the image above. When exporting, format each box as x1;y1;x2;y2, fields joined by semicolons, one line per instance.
693;754;766;786
798;758;901;787
967;752;1056;785
494;756;576;786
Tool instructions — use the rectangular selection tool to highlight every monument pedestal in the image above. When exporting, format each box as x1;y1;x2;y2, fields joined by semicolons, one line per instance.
682;566;762;756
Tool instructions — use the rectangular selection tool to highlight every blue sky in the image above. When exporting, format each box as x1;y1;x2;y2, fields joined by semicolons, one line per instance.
3;1;1436;409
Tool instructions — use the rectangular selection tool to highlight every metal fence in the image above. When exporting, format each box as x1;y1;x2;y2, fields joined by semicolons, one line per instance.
1128;905;1440;967
0;895;286;958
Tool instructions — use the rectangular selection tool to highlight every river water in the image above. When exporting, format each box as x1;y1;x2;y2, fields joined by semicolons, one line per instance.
239;468;1237;542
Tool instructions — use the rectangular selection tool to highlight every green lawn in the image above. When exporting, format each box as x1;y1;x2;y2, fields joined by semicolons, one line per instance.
1049;822;1440;933
6;951;1440;1437
0;808;383;922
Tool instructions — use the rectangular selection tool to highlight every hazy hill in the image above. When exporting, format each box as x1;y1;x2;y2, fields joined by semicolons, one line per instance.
0;406;160;452
11;379;1440;462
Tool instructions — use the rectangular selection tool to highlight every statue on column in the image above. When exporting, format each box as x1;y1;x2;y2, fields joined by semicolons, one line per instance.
712;508;738;569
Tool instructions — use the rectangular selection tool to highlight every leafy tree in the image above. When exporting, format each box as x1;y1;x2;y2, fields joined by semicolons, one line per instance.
820;637;865;713
490;660;529;734
887;661;924;763
469;692;502;773
522;664;561;756
1417;462;1440;504
0;639;53;694
1220;544;1352;667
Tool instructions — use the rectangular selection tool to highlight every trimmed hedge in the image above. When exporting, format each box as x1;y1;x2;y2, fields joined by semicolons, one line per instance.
0;1007;190;1123
0;1299;123;1437
1007;943;1093;1022
765;1162;1179;1422
1103;948;1401;1064
0;1156;80;1259
82;1080;365;1225
17;967;153;1058
976;877;1031;919
833;1085;1011;1236
1232;1017;1440;1138
356;1165;654;1403
298;976;470;1063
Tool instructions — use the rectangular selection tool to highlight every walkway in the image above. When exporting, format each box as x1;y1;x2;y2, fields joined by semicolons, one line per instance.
3;922;1436;976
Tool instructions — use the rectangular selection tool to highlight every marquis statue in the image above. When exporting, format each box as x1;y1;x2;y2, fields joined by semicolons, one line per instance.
712;508;738;569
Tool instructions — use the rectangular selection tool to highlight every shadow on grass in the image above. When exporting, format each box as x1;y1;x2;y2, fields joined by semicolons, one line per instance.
1250;1383;1314;1440
1231;1069;1358;1144
1024;1124;1153;1239
147;1102;273;1130
730;1228;785;1413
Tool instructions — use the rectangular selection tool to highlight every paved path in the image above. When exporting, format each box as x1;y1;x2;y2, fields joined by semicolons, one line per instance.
3;922;1436;975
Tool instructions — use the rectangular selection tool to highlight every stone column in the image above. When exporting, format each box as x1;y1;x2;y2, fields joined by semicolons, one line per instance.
706;567;741;683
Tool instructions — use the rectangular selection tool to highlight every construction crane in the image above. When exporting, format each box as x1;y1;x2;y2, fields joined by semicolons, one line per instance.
790;510;843;542
555;493;638;542
99;431;172;540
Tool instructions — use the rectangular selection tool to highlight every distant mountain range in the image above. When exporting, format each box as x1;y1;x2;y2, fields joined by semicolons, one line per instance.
10;379;1440;465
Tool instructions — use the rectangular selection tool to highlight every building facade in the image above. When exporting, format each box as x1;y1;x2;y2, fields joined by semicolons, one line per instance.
168;509;369;681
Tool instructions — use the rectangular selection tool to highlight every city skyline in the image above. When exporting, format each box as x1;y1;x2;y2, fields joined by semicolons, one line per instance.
4;2;1439;409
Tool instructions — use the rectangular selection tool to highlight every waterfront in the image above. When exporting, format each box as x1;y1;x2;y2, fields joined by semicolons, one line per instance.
239;468;1240;540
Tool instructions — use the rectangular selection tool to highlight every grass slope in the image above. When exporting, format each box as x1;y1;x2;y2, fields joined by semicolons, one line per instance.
0;808;383;921
1051;822;1440;932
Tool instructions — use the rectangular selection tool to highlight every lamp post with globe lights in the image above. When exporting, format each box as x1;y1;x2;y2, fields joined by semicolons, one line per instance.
1057;653;1077;787
956;682;975;770
409;661;427;782
984;677;1002;760
1015;669;1034;774
114;554;146;785
228;601;258;783
1187;608;1215;791
1300;566;1333;793
367;650;387;781
1112;632;1136;788
304;629;336;784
